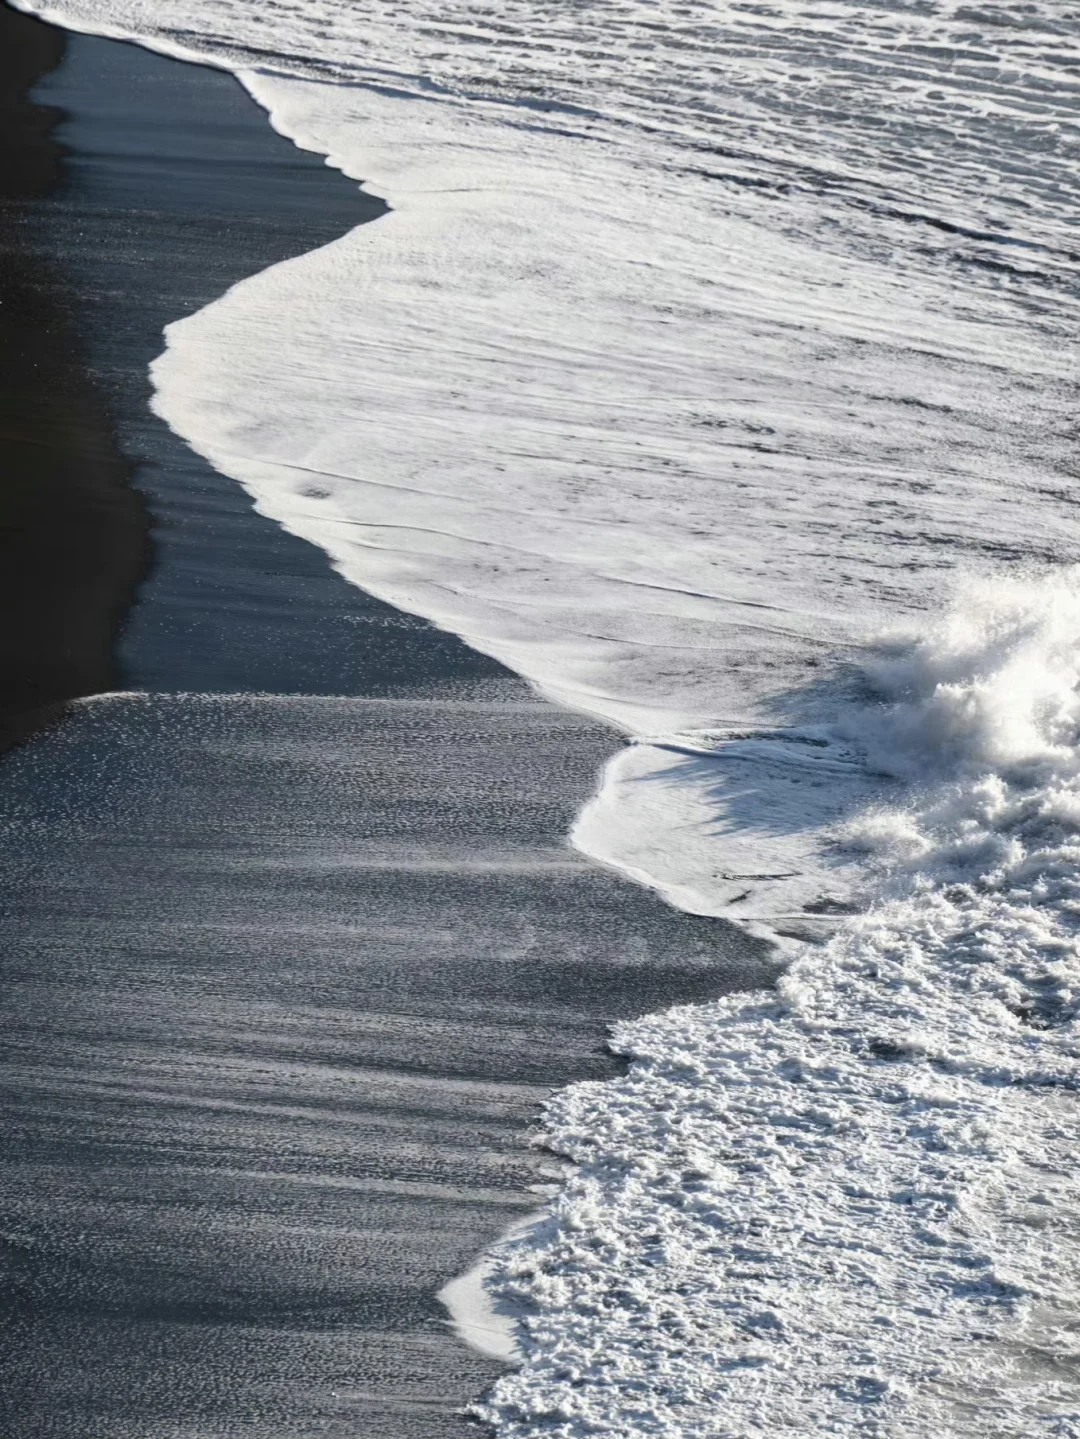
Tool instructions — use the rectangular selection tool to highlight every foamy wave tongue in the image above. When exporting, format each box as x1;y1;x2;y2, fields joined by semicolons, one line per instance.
480;574;1080;1437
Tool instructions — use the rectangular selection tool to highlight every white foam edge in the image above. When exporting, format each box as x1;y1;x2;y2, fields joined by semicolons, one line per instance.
437;1211;547;1365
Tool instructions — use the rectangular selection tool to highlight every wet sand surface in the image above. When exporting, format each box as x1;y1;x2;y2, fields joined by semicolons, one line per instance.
0;15;773;1438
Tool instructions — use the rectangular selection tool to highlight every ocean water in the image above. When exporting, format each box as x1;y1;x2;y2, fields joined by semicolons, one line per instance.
14;0;1080;1432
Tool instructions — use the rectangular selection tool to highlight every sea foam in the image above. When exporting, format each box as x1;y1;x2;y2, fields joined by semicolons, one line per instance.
14;0;1080;1430
479;573;1080;1435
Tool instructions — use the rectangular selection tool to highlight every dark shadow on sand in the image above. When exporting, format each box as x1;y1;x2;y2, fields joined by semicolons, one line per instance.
0;2;147;750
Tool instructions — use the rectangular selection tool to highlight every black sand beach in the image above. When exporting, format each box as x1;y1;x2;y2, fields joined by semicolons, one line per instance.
0;11;773;1437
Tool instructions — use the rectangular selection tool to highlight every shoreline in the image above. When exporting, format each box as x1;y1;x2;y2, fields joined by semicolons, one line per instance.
3;1;1077;1432
21;13;502;702
0;16;772;1439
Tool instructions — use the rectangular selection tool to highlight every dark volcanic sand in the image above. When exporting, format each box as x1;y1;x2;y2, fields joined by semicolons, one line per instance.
0;5;146;750
0;14;774;1439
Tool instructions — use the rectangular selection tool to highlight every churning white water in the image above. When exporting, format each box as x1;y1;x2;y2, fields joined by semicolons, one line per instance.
16;0;1080;1430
